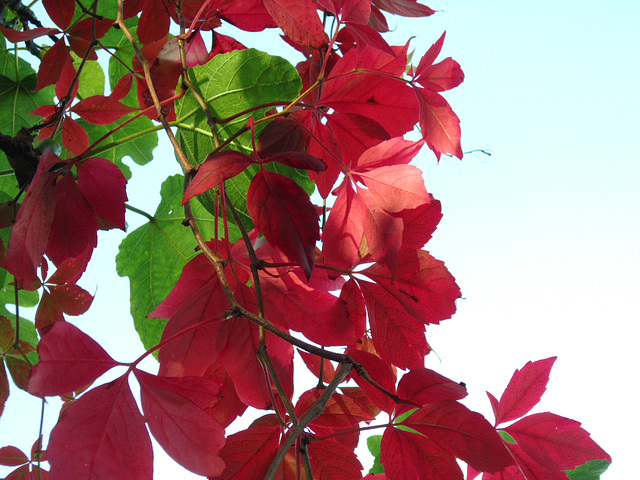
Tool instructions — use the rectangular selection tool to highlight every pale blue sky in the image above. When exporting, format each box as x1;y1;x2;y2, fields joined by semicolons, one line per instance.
1;1;637;478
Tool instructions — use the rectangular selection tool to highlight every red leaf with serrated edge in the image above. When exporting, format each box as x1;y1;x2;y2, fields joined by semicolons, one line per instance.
260;271;358;346
393;197;442;250
414;32;446;78
487;391;501;427
110;73;134;100
374;0;435;17
47;377;153;480
321;45;419;138
262;0;328;48
415;86;463;159
247;169;319;278
493;357;557;425
417;58;465;92
307;439;363;480
0;446;28;466
210;425;280;480
4;464;30;480
402;401;514;473
45;246;93;285
66;18;115;60
203;361;248;428
36;39;70;91
6;356;31;391
138;0;171;45
382;427;463;480
61;117;89;155
183;151;255;204
322;182;364;270
35;284;94;330
358;279;429;369
345;346;397;413
0;26;60;43
358;164;431;213
76;157;128;230
28;321;118;397
135;370;225;476
298;350;337;383
356;187;403;272
46;174;98;266
263;152;327;172
256;117;309;158
397;368;467;413
70;95;137;125
499;443;565;480
5;151;61;287
55;57;78;101
355;137;423;170
362;249;461;325
296;389;376;429
346;23;395;57
43;0;75;29
505;412;611;471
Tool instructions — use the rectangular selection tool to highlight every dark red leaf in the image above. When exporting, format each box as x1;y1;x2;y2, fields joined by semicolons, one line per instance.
346;22;395;57
46;174;98;266
0;26;60;43
402;401;514;472
382;427;463;480
263;151;327;172
76;157;128;230
5;356;31;391
262;0;328;48
505;412;611;471
36;39;70;91
47;377;153;480
5;151;61;287
493;357;557;425
55;56;78;101
183;150;255;204
322;182;364;270
256;117;309;158
373;0;435;17
210;425;280;480
35;284;94;330
0;446;29;466
28;321;118;397
43;0;75;29
135;370;225;476
0;362;8;414
298;349;337;384
392;197;442;250
307;438;363;480
500;442;566;480
61;117;89;155
70;95;137;125
138;0;171;45
247;169;319;278
296;388;376;429
345;346;397;413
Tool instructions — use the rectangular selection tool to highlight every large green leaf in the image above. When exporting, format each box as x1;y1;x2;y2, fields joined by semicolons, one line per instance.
116;175;234;352
175;48;302;165
566;460;611;480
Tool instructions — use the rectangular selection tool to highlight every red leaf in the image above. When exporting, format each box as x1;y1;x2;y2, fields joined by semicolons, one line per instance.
505;412;611;471
28;321;118;397
138;0;171;45
47;377;153;480
381;428;463;480
345;346;397;413
61;117;89;155
210;425;280;480
247;169;319;278
415;87;463;159
414;32;446;77
500;443;566;480
298;349;337;383
135;370;225;476
392;197;442;250
345;23;395;57
183;150;255;204
55;56;78;101
262;0;328;48
322;182;364;270
296;388;376;429
417;57;465;92
263;151;327;172
70;95;137;125
76;157;128;230
0;360;8;416
373;0;435;17
0;26;60;43
0;446;29;466
307;438;363;480
355;137;423;170
358;164;431;213
397;367;468;412
358;279;429;369
46;174;98;266
35;284;94;330
43;0;75;29
6;356;31;391
402;401;514;472
5;151;61;286
36;39;70;91
492;357;557;425
256;117;309;158
362;249;461;325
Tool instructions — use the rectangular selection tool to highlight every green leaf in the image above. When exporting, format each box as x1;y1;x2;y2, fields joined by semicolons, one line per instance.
366;434;385;474
498;430;517;444
74;59;105;98
565;460;611;480
175;48;302;165
116;175;233;352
